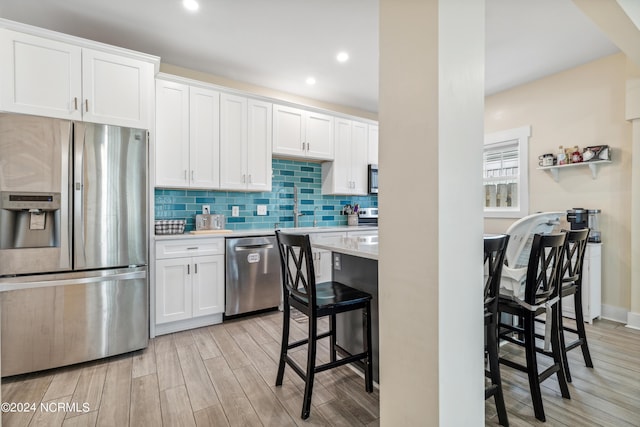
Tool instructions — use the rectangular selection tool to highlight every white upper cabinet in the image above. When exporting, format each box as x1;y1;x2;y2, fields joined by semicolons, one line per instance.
368;124;379;165
273;104;333;160
189;86;221;188
220;93;272;191
155;78;220;188
0;28;155;129
322;118;368;195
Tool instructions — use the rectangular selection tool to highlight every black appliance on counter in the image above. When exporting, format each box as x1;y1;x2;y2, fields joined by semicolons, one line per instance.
567;208;601;242
368;164;378;194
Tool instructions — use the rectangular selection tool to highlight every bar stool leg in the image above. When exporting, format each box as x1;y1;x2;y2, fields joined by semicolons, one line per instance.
363;302;373;392
487;320;508;425
330;313;337;363
552;305;571;399
301;313;318;419
558;296;572;383
276;302;291;387
524;313;546;422
573;288;594;368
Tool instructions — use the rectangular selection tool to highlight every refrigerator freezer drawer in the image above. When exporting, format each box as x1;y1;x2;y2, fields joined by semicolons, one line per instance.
0;267;148;377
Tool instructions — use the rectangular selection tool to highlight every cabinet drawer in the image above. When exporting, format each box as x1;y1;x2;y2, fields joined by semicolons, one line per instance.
156;238;225;259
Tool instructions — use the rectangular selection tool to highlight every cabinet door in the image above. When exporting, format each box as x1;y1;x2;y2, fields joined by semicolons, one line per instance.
0;29;82;120
273;104;305;157
305;112;334;160
351;121;369;195
220;93;248;190
190;86;220;188
156;258;192;324
155;80;190;187
192;255;225;317
82;49;154;129
368;124;379;165
247;99;272;191
82;48;154;129
332;118;353;194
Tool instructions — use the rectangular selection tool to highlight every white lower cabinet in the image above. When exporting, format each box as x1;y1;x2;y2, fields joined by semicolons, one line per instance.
562;243;602;324
155;238;225;334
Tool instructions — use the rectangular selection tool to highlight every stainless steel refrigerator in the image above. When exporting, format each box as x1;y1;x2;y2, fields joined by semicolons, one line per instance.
0;113;148;377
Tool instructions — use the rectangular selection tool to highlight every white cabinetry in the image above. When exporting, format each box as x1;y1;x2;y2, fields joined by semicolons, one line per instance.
155;78;220;188
562;243;601;324
273;104;334;160
220;93;272;191
322;118;368;195
309;232;348;283
0;28;155;129
155;238;225;335
368;124;379;165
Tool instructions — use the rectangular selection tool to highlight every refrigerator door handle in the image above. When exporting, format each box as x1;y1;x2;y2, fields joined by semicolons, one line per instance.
74;122;87;268
0;270;146;292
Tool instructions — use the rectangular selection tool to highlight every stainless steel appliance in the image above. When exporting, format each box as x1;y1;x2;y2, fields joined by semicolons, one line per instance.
567;207;601;243
0;113;148;376
225;235;281;316
358;207;378;226
367;164;378;194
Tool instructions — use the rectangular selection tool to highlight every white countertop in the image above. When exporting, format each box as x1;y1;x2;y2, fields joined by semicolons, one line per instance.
312;235;379;261
154;225;378;240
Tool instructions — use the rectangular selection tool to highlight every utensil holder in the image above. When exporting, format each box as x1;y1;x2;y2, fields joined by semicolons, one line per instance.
347;214;359;226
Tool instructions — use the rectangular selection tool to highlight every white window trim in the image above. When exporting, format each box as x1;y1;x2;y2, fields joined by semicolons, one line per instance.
483;125;530;218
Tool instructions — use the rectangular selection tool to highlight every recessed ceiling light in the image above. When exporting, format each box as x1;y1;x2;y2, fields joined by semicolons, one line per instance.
306;77;316;85
336;52;349;63
183;0;199;12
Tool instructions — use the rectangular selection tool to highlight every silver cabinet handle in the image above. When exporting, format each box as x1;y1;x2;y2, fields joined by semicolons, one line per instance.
242;174;246;183
195;264;198;274
187;264;190;275
248;174;252;184
85;99;89;112
186;247;199;250
74;97;78;110
191;170;195;181
302;141;305;151
184;170;188;180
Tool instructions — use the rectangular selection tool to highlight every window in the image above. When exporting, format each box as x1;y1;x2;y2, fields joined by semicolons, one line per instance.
483;125;530;218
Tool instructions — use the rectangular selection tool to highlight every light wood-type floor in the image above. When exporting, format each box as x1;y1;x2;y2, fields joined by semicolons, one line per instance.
2;311;639;426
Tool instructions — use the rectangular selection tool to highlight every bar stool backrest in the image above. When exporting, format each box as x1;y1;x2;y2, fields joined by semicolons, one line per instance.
562;228;590;285
524;233;567;306
484;234;510;312
275;231;318;308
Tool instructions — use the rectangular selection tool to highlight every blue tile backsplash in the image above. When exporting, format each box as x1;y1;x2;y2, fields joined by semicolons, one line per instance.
155;159;378;231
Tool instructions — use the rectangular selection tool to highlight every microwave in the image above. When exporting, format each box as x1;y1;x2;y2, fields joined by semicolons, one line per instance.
368;164;378;194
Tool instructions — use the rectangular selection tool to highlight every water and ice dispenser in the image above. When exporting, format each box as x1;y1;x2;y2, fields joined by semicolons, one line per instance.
0;192;61;250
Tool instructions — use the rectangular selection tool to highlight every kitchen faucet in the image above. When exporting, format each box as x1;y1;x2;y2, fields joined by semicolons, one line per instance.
293;185;305;227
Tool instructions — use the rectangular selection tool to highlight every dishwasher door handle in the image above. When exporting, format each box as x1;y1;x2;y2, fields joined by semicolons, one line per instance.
235;244;274;251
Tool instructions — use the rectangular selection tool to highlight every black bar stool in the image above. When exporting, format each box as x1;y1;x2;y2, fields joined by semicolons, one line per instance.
274;231;373;420
536;228;593;382
484;234;510;426
498;232;570;422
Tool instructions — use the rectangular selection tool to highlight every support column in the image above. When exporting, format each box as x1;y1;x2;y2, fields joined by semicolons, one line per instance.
628;78;640;329
378;1;485;425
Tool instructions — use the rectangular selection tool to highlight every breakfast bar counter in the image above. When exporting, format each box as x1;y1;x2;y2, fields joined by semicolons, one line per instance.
312;235;380;382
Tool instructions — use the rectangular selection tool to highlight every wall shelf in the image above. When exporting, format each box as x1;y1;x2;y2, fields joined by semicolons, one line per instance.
538;160;611;182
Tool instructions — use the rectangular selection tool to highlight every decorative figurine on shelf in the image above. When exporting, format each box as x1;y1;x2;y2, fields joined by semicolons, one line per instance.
571;146;582;163
557;146;567;165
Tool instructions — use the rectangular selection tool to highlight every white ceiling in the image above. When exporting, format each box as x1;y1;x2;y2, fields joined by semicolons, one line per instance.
0;0;622;114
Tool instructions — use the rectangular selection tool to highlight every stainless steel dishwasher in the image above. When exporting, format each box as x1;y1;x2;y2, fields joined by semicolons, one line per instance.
225;235;282;316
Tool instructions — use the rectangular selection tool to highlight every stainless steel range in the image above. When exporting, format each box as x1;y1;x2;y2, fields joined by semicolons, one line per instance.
357;208;378;226
0;113;149;376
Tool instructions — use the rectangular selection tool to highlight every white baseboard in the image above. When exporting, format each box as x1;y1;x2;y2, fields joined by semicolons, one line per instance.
601;304;628;324
626;311;640;330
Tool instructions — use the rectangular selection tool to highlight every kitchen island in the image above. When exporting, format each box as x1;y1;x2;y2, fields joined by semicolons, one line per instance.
312;235;379;382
